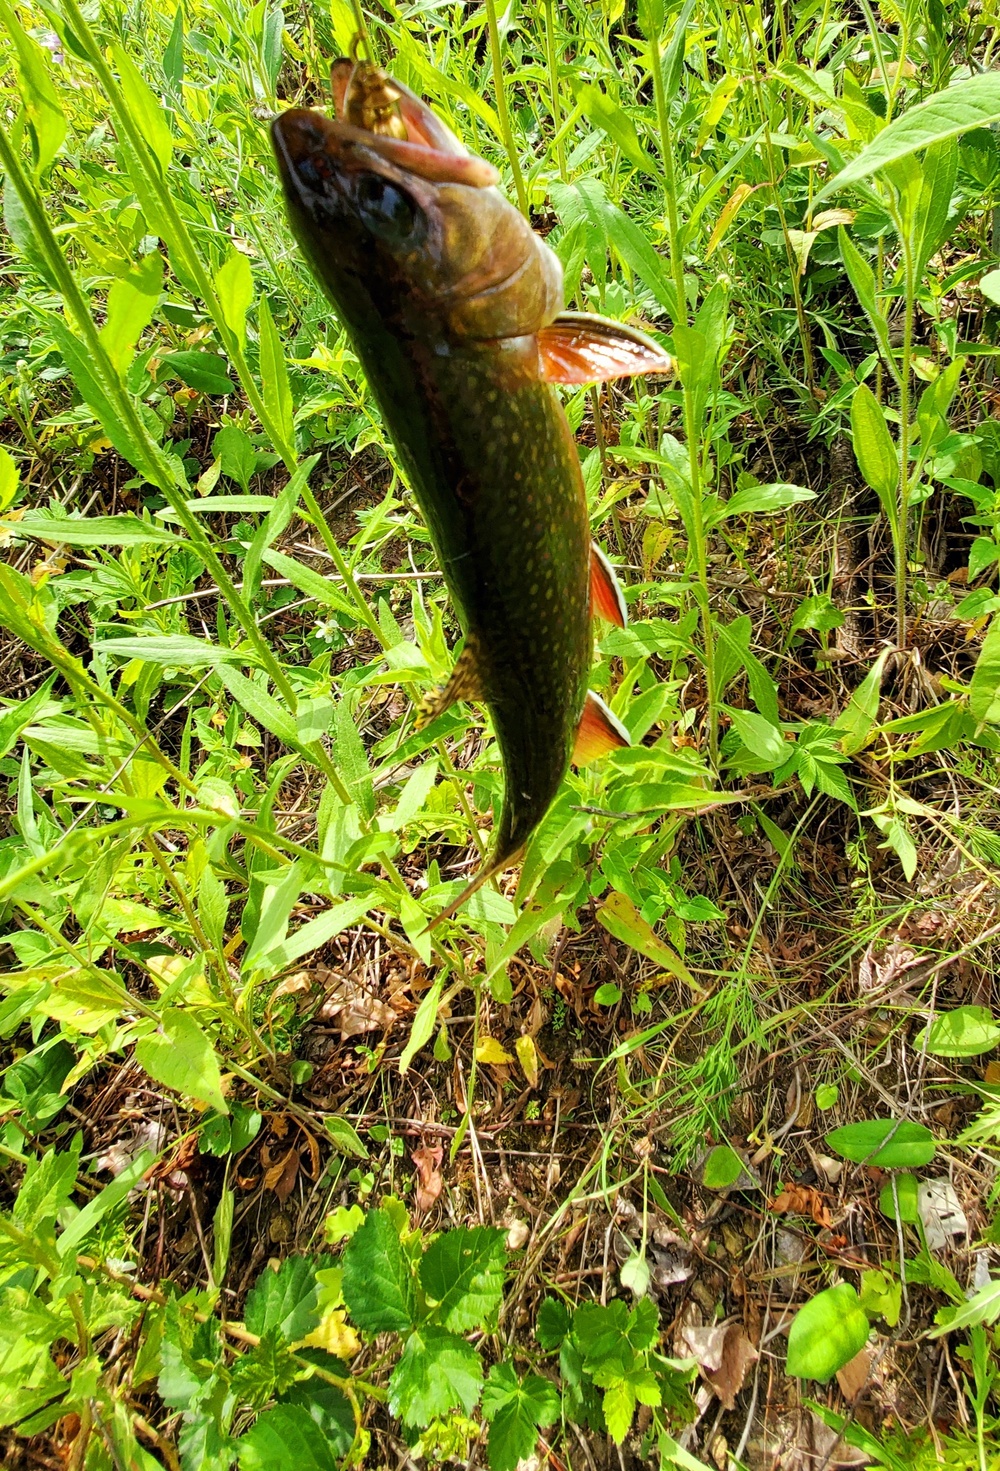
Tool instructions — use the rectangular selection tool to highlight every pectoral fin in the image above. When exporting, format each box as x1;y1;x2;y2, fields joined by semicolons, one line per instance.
416;636;483;727
538;312;674;385
591;543;628;627
572;691;631;766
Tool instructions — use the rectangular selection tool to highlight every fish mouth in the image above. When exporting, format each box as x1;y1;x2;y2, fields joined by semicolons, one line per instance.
272;61;498;192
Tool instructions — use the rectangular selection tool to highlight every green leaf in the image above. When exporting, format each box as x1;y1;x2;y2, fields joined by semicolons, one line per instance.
100;253;163;374
851;383;898;514
279;1380;354;1458
825;1119;935;1169
10;512;181;548
216;666;297;747
214;249;254;348
323;1115;369;1160
819;74;1000;197
914;1006;1000;1057
712;482;816;521
237;1402;339;1471
878;1173;920;1226
0;444;18;513
399;971;444;1075
94;635;240;668
13;1135;81;1234
242;861;305;972
727;707;787;767
334;698;375;821
595;890;695;988
970;617;1000;724
420;1226;507;1332
602;1376;637;1444
482;1365;560;1471
244;1256;323;1343
980;269;1000;305
134;1007;228;1114
3;6;66;172
112;43;173;174
836;649;892;756
701;1143;744;1190
268;894;375;969
161;349;234;395
576;84;656;177
838;228;900;384
536;1298;572;1351
388;1326;483;1426
341;1209;415;1333
786;1284;870;1382
44;314;159;479
259;295;294;447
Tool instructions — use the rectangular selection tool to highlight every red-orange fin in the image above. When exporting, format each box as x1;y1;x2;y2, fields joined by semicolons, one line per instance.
572;691;631;767
590;542;628;627
538;313;674;385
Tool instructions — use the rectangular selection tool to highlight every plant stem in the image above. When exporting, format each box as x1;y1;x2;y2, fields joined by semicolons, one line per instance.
647;19;719;762
542;0;567;182
896;250;916;647
484;0;530;216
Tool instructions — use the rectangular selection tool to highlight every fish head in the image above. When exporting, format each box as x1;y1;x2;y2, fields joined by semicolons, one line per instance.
271;62;563;342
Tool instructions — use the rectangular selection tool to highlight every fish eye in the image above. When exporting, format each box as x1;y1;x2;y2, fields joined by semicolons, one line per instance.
354;174;421;244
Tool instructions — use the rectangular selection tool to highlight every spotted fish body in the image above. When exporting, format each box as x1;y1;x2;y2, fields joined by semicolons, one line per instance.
271;61;672;905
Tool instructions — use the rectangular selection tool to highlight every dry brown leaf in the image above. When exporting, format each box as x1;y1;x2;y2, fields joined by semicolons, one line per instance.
263;1145;300;1204
317;970;397;1038
769;1184;832;1229
412;1144;444;1214
680;1323;758;1410
858;939;922;992
836;1346;874;1402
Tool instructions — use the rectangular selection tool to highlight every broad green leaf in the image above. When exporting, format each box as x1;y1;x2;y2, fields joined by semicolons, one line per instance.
214;248;254;346
242;861;304;971
161;349;233;395
262;548;357;615
786;1284;870;1381
9;512;181;547
836;648;891;756
711;482;816;522
163;4;184;89
878;1172;920;1226
258;295;294;447
819;74;1000;197
323;1116;369;1160
482;1365;560;1471
44;314;159;479
388;1326;483;1426
94;635;240;668
914;1006;1000;1058
58;1148;154;1259
237;1402;338;1471
3;6;66;172
928;1278;1000;1338
0;444;18;512
39;969;126;1032
268;894;375;969
535;1298;571;1351
135;1007;228;1114
825;1118;935;1169
112;44;173;174
13;1136;81;1233
980;268;1000;305
859;1268;902;1328
100;253;163;373
341;1208;415;1333
602;1376;637;1444
596;890;695;987
701;1144;744;1190
334;697;375;820
279;1381;353;1457
970;617;1000;724
245;1256;323;1343
420;1227;507;1332
851;383;898;513
727;707;787;767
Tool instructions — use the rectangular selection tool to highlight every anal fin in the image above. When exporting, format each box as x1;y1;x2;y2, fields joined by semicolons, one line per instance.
572;690;630;767
591;542;628;627
416;636;483;728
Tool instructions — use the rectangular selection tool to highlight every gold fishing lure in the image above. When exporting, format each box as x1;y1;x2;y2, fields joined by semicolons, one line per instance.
336;41;408;139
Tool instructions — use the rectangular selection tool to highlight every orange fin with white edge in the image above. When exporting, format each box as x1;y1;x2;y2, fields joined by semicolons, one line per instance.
538;312;674;385
572;691;631;767
591;543;628;627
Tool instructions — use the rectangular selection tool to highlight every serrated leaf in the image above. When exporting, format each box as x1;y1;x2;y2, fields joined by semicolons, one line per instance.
786;1284;870;1382
301;1308;360;1358
388;1326;483;1426
825;1119;935;1169
482;1365;560;1471
134;1007;227;1114
237;1402;339;1471
244;1256;323;1343
420;1226;507;1332
536;1297;572;1351
341;1209;415;1333
602;1376;636;1444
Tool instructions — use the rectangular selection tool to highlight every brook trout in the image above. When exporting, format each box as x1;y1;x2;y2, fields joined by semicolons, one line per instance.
271;58;673;914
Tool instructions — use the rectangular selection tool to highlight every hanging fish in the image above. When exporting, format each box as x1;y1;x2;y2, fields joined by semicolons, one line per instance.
271;57;673;917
